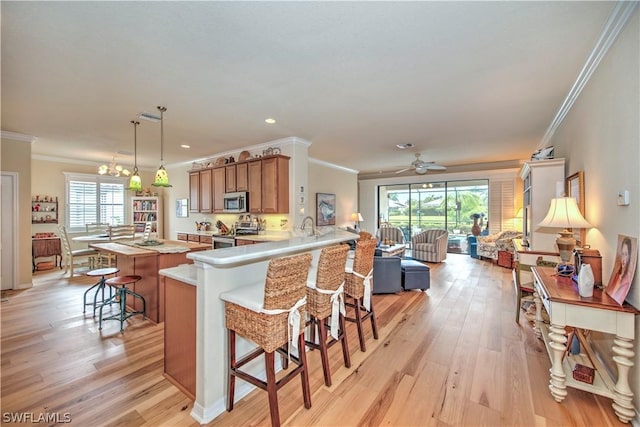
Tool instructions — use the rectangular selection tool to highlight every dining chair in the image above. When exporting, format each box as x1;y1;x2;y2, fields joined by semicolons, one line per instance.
85;222;110;236
108;224;136;241
58;225;99;277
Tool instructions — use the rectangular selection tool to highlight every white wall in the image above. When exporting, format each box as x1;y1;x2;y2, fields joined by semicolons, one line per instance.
308;159;359;229
548;7;640;415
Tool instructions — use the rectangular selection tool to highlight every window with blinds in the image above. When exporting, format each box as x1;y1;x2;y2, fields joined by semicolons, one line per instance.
64;173;127;233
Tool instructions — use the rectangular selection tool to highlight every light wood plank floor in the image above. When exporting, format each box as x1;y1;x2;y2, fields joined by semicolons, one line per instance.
1;255;627;426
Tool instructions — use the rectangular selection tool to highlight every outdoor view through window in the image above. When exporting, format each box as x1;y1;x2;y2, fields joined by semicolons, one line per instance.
378;180;489;254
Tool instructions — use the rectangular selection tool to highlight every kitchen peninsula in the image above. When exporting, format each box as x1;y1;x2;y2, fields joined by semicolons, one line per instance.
89;240;210;323
159;229;357;424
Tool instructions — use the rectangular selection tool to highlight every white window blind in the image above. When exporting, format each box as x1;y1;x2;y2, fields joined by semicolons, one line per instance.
64;173;128;233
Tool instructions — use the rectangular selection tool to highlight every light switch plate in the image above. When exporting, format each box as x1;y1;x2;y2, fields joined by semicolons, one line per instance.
617;190;630;206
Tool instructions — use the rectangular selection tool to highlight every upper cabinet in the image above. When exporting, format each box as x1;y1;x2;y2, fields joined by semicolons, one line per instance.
260;156;289;213
213;167;226;213
187;154;289;214
189;169;212;214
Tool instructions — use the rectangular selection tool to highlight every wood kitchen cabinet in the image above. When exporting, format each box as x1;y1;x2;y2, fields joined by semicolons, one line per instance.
213;167;226;213
236;162;248;191
247;160;262;213
189;169;212;213
261;155;289;213
189;172;199;213
247;155;289;213
225;165;236;193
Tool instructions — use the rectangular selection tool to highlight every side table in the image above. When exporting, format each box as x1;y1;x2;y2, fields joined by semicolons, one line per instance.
531;266;639;423
32;237;62;272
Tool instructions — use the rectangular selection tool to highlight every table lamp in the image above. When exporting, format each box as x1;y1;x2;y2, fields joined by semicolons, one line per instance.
350;212;363;231
538;197;591;275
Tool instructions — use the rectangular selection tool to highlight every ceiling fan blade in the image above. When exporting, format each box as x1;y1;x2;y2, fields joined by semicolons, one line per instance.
395;167;412;174
426;164;446;171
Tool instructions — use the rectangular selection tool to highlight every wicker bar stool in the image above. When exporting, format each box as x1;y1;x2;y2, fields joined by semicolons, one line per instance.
219;253;313;427
83;267;119;316
344;236;378;352
305;244;351;387
98;275;145;332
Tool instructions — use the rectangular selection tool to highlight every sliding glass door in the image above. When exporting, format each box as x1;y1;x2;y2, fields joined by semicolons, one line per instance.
378;179;488;254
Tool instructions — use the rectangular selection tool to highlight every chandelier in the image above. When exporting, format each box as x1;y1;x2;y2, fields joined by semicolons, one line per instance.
98;156;131;177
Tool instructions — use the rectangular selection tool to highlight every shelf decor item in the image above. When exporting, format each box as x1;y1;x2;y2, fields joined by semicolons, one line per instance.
152;106;172;187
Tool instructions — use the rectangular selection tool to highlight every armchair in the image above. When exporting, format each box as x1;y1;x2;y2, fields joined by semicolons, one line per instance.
376;224;405;245
411;229;448;263
476;230;522;260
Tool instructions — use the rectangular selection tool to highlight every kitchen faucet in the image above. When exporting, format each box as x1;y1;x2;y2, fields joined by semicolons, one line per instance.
301;216;316;236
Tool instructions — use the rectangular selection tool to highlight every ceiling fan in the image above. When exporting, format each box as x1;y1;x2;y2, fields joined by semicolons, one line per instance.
395;153;446;174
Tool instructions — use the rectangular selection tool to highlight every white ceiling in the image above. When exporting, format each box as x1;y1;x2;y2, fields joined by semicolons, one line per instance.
1;1;615;176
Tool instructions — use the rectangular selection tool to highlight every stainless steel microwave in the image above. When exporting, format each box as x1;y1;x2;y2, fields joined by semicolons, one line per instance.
223;192;247;213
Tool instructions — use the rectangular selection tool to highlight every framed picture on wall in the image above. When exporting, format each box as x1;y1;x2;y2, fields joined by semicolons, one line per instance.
565;171;585;246
316;193;336;226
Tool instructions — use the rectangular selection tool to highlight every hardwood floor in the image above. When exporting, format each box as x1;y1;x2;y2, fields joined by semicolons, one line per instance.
1;255;627;426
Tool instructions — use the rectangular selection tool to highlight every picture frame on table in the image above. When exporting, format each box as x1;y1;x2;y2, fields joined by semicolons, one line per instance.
316;193;336;226
606;234;637;305
565;171;585;246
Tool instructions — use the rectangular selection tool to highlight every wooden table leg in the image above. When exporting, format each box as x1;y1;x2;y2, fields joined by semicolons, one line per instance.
612;336;635;423
533;290;543;339
548;322;568;402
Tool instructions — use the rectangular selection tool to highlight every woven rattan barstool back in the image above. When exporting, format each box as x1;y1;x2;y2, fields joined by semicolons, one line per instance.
344;236;379;352
306;244;351;386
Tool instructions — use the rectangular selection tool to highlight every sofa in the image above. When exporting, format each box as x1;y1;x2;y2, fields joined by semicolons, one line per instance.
411;229;448;263
476;230;522;260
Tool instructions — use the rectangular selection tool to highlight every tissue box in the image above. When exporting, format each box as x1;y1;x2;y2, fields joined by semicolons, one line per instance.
572;364;595;384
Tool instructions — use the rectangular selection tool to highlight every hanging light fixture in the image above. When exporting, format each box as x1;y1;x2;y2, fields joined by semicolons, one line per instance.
128;120;142;192
152;105;172;187
98;156;130;177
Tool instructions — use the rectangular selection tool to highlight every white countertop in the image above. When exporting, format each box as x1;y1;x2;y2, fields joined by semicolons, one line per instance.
159;263;198;286
187;229;357;267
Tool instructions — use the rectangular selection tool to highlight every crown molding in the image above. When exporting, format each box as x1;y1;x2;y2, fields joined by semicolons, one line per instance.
1;131;37;143
309;157;359;174
540;1;638;148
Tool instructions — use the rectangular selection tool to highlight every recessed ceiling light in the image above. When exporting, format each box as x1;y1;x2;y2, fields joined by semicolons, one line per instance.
396;143;414;149
180;144;190;149
265;118;276;124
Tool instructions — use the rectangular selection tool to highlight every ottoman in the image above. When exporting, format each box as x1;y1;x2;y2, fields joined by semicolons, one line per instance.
401;260;430;291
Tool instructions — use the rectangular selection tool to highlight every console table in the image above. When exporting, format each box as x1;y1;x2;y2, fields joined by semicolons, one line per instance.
531;266;639;423
32;237;62;272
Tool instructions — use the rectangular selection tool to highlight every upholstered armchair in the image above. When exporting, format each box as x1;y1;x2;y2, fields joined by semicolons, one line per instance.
476;230;522;260
411;229;448;263
376;224;405;245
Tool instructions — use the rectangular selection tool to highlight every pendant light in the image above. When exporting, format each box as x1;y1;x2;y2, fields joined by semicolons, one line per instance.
128;120;142;192
152;105;172;187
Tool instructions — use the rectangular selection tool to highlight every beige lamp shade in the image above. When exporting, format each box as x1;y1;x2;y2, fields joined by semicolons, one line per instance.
538;197;591;263
350;213;364;222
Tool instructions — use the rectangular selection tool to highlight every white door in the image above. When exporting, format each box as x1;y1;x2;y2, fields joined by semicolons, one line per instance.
1;173;17;290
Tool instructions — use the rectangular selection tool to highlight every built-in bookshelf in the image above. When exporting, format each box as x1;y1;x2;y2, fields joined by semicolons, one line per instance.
131;196;163;238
